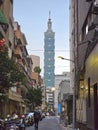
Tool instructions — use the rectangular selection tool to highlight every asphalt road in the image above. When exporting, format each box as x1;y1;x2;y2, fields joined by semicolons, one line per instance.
25;116;64;130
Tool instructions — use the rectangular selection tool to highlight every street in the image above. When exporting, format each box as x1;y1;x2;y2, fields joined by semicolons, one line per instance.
26;116;64;130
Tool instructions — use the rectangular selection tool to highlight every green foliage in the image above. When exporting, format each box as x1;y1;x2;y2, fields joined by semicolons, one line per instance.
0;93;9;103
34;66;41;74
0;45;27;91
26;87;43;110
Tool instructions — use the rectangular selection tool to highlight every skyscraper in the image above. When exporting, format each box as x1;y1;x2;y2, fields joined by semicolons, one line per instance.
44;12;55;88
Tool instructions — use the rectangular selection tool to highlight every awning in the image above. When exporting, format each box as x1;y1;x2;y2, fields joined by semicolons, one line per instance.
0;10;7;24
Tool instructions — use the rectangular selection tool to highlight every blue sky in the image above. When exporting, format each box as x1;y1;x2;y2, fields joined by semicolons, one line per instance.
13;0;70;76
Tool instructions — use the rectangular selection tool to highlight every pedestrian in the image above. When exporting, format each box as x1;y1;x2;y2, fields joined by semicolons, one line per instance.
34;111;40;129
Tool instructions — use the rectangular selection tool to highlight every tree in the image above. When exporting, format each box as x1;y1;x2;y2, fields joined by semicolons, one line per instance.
26;87;43;111
34;66;41;74
0;45;27;92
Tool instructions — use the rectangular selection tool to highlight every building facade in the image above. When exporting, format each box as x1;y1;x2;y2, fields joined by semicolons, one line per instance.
58;79;72;124
0;0;34;117
45;87;54;112
44;13;55;88
70;0;98;130
54;72;71;116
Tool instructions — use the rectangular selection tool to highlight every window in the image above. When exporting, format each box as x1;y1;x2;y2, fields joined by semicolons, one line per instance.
48;51;51;54
48;58;51;61
82;10;94;40
48;44;51;47
82;23;86;40
86;24;88;34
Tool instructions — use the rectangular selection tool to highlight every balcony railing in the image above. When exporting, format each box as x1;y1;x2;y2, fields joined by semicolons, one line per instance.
14;48;22;59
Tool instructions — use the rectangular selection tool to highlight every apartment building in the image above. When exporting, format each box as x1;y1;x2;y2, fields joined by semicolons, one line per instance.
0;0;17;117
70;0;98;130
45;87;54;111
13;21;33;114
0;0;33;116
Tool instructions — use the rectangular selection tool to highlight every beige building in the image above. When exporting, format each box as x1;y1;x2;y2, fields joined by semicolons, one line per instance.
30;55;40;71
30;55;41;87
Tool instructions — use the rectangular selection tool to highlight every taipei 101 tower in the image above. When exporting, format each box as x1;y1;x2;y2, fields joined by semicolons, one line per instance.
44;12;55;88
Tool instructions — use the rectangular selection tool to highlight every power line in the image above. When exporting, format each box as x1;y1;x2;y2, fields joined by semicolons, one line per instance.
55;66;70;68
27;49;71;52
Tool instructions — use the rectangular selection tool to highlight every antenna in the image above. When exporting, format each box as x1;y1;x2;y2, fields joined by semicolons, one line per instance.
49;11;51;19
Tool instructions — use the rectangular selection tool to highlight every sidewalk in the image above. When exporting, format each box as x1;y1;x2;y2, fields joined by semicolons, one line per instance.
59;123;72;130
56;116;72;130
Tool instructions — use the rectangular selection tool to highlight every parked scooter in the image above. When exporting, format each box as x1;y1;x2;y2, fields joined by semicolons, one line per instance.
0;118;4;130
4;118;19;130
16;116;25;130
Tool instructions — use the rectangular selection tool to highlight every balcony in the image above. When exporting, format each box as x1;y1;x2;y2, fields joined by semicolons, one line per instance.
9;89;23;102
14;47;22;59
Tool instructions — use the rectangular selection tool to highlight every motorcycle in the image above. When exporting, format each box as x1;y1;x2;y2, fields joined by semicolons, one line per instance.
16;118;25;130
9;124;19;130
4;118;19;130
0;119;4;130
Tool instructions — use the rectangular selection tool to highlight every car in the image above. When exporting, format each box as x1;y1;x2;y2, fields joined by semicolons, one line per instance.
27;112;34;117
46;112;49;116
25;112;34;126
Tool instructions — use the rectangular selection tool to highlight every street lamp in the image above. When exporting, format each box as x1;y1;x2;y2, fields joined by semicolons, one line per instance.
58;55;75;130
58;56;74;63
51;87;56;92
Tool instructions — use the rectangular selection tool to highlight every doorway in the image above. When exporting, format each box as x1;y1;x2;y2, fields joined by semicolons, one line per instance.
94;83;98;130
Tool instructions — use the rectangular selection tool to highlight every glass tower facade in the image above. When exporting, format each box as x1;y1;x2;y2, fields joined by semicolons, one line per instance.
44;14;55;88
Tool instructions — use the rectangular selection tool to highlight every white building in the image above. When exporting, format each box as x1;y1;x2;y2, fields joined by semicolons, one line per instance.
54;72;70;115
45;87;54;111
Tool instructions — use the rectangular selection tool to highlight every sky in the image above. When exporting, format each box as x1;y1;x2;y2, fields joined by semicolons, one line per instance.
13;0;70;76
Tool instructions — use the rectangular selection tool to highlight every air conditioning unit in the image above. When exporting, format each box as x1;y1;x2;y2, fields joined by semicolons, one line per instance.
94;26;98;37
87;23;98;41
93;0;98;14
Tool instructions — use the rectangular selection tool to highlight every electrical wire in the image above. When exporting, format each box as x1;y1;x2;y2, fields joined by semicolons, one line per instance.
27;49;72;52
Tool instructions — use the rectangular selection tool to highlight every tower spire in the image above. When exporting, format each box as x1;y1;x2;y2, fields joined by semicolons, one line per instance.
48;11;52;30
49;11;51;19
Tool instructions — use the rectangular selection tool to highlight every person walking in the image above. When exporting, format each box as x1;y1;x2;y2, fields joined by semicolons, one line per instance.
34;111;40;129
